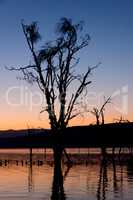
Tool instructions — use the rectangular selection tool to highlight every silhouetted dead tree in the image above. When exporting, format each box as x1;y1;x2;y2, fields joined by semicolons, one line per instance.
89;96;111;155
90;96;112;125
113;115;130;123
8;18;98;162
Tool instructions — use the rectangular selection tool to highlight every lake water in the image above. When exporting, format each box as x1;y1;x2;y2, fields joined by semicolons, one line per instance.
0;149;133;200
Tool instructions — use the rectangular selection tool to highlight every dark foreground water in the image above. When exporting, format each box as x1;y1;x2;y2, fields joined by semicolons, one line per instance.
0;149;133;200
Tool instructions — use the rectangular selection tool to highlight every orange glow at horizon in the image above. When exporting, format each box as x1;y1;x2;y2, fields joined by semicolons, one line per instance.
0;110;132;130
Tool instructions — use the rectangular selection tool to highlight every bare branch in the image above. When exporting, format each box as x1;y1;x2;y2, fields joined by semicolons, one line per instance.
89;95;112;125
8;18;97;132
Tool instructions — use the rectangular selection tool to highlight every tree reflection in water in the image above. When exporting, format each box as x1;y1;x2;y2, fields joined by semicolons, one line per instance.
27;151;123;200
28;148;33;192
51;156;66;200
27;148;72;199
96;154;127;200
24;150;133;200
51;149;72;200
97;156;108;200
112;156;118;193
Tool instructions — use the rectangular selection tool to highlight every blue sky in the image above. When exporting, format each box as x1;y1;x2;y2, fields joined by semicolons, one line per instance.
0;0;133;129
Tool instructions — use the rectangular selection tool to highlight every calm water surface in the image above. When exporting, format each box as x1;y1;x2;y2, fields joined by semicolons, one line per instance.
0;149;133;200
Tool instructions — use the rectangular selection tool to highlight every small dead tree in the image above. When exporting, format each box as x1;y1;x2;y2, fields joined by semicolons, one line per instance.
90;96;112;125
113;115;130;123
8;18;98;162
90;108;100;125
90;96;112;155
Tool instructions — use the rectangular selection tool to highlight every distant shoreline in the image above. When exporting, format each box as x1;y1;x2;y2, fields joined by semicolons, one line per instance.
0;122;133;148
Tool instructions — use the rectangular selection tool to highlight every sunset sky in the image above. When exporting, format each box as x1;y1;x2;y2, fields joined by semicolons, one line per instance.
0;0;133;130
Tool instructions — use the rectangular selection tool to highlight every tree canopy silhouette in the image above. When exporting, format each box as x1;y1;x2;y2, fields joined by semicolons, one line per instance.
9;17;98;133
8;17;99;164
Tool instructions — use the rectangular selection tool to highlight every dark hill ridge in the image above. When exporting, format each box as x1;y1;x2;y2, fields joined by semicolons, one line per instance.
0;122;132;148
0;128;49;138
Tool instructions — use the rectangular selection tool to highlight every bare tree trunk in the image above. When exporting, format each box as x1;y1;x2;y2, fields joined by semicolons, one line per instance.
96;116;100;126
